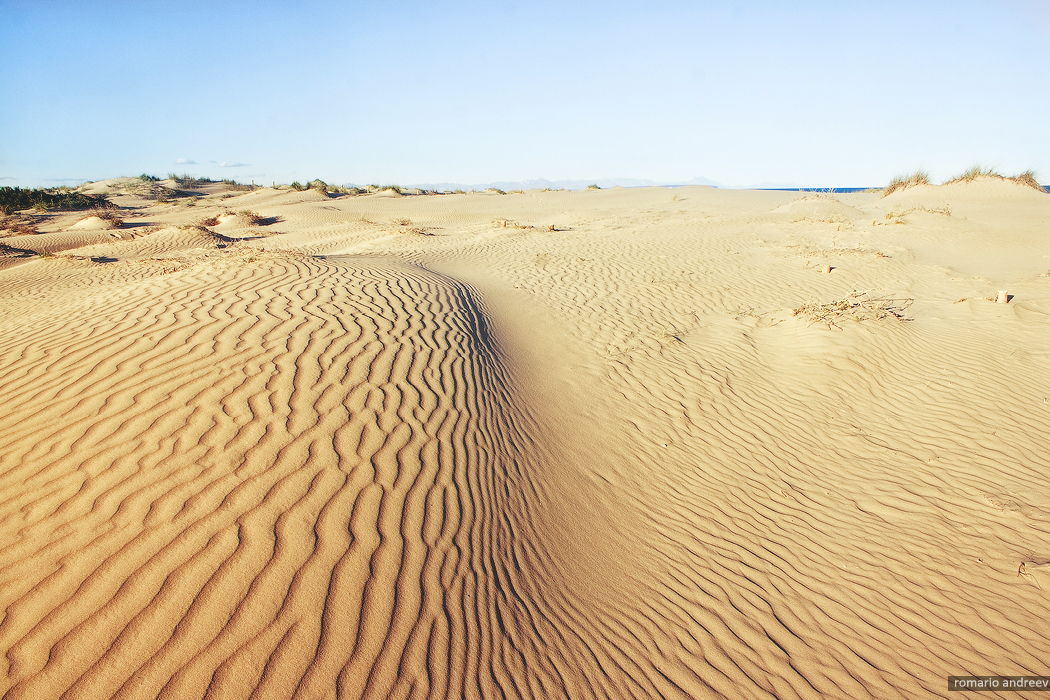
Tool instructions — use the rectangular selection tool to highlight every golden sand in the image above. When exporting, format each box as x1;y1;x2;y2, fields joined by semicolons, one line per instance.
1;178;1048;698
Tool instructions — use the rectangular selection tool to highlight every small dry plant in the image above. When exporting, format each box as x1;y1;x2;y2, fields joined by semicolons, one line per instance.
492;219;535;230
793;290;912;329
883;209;908;224
0;214;41;235
945;165;1002;184
944;166;1044;192
1010;170;1043;191
85;208;124;227
916;203;951;216
389;217;434;235
197;209;254;227
882;170;930;197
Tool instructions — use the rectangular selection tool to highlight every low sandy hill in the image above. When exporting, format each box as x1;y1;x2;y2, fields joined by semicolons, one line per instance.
0;229;129;257
78;177;141;196
0;184;1048;699
884;175;1048;204
772;194;867;223
69;215;117;230
863;178;1050;278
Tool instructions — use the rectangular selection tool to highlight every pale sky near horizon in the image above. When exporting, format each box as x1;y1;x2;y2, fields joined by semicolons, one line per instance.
2;0;1048;189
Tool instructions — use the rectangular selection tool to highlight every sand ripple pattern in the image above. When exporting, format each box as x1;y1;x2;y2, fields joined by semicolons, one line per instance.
3;187;1050;699
0;256;599;699
410;211;1050;699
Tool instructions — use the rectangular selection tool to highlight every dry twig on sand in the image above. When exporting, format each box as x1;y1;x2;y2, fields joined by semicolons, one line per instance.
792;291;912;329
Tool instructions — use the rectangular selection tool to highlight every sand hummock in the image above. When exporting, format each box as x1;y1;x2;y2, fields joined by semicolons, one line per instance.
69;215;117;230
1;179;1049;698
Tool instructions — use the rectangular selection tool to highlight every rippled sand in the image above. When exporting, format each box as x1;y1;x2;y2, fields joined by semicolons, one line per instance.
1;178;1048;698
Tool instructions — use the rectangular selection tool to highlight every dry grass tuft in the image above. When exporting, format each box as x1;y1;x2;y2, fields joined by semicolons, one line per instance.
943;166;1045;192
389;218;435;235
792;291;912;329
917;204;951;216
944;165;1002;184
1009;170;1044;191
493;219;535;230
882;170;930;197
0;214;42;236
238;210;265;225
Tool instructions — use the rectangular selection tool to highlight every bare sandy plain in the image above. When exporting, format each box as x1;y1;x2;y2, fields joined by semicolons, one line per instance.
1;177;1048;699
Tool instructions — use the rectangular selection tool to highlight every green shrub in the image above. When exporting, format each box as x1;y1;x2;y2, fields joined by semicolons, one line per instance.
0;186;111;215
171;174;217;188
222;178;254;191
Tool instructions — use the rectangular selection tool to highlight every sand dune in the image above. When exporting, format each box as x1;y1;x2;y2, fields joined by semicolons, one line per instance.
1;179;1049;698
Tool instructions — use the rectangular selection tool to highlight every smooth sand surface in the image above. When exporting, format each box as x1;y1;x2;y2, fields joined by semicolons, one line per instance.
1;179;1049;698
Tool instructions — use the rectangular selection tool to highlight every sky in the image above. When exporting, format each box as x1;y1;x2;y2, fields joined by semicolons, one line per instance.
2;0;1048;189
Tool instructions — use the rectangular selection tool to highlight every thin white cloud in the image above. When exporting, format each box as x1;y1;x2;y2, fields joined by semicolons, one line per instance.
176;158;197;165
219;162;249;168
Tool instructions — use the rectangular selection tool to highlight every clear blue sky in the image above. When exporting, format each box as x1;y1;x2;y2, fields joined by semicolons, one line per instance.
2;0;1048;188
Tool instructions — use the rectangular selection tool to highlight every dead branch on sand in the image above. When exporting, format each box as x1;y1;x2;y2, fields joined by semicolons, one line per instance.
792;291;912;330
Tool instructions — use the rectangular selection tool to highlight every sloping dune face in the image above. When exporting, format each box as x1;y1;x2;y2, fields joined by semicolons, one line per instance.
0;255;609;698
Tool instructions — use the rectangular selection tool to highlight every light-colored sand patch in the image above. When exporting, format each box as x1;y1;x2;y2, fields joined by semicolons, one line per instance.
69;215;116;230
